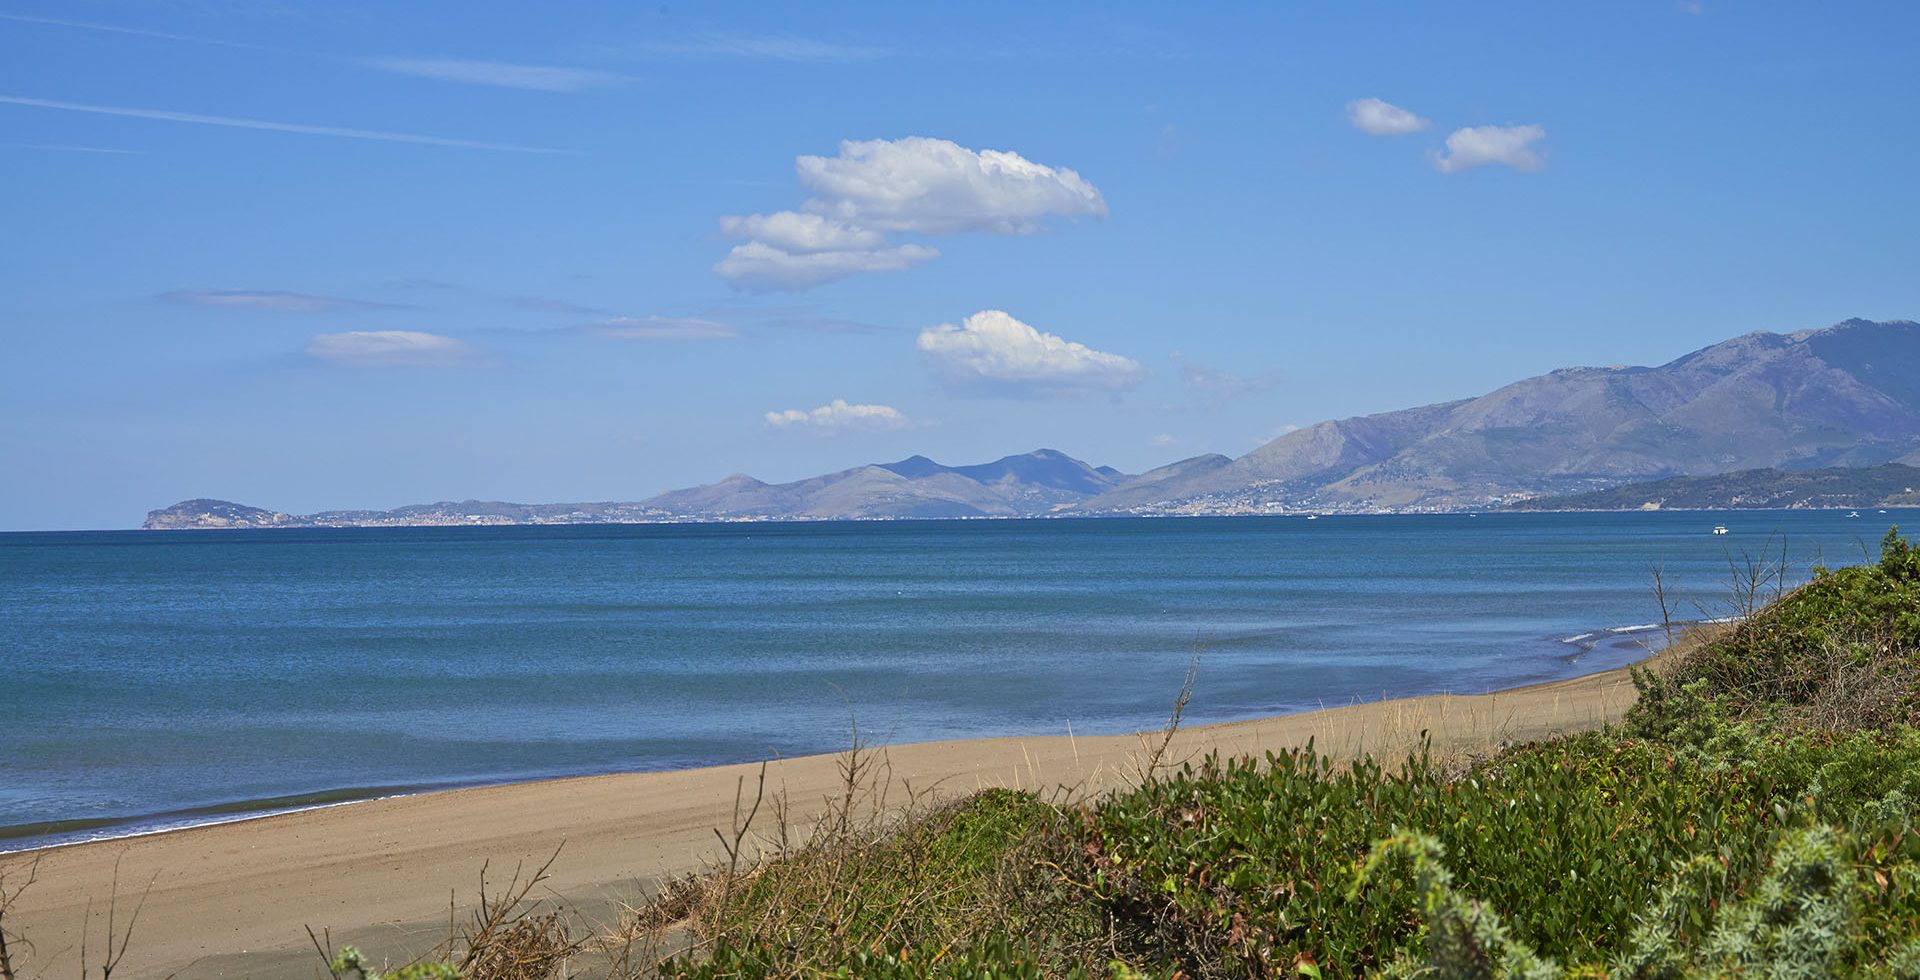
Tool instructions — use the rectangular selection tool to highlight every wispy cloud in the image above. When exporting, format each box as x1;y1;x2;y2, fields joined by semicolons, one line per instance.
0;12;279;51
3;141;146;155
0;95;574;154
506;296;611;316
579;315;740;341
365;57;623;92
760;315;892;334
163;289;402;313
1175;355;1282;401
621;31;891;63
306;330;481;368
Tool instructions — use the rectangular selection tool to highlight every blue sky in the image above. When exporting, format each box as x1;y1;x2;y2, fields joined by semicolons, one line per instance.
2;2;1916;530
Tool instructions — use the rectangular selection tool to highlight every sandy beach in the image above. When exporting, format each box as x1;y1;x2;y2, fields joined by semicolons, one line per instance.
0;664;1641;979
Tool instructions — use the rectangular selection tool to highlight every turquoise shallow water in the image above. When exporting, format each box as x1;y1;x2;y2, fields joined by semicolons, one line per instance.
0;511;1910;847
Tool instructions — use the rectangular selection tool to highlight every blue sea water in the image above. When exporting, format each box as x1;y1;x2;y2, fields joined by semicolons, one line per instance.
0;511;1910;847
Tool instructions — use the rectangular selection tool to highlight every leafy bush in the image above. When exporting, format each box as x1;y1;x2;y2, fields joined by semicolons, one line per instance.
656;789;1127;979
1632;528;1920;738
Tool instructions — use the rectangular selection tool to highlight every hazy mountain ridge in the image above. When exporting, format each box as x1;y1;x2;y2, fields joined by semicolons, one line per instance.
641;449;1130;519
146;318;1920;527
1074;318;1920;514
143;450;1135;528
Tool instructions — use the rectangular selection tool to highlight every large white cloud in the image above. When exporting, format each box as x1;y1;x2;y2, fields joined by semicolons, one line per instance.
764;399;914;432
1346;98;1430;136
796;137;1108;235
305;330;475;367
1431;124;1547;173
714;137;1105;289
713;240;937;290
916;310;1144;393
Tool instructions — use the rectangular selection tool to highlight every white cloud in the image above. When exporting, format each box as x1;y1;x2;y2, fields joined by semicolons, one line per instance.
1431;124;1547;173
797;137;1108;235
584;316;739;341
714;137;1105;289
1150;433;1176;447
305;331;476;367
719;211;887;253
164;289;396;313
713;240;937;290
764;399;914;433
916;310;1144;393
366;57;621;92
1346;98;1430;136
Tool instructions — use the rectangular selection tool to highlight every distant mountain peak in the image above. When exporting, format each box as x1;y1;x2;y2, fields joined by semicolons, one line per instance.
1075;316;1920;515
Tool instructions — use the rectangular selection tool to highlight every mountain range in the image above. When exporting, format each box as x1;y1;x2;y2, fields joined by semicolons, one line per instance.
1079;317;1920;513
145;318;1920;528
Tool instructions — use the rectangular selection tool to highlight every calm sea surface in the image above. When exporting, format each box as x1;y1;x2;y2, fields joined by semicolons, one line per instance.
1;511;1910;846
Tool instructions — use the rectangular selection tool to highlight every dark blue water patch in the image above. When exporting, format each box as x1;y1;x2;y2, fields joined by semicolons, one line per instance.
1;511;1911;843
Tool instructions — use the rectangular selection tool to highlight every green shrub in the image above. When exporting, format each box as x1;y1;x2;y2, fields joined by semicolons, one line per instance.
1631;527;1920;739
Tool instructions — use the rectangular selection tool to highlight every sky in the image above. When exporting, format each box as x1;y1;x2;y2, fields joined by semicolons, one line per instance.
2;2;1917;530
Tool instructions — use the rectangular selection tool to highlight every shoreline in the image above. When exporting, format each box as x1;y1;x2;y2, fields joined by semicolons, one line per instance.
5;503;1910;534
2;626;1664;857
0;657;1650;980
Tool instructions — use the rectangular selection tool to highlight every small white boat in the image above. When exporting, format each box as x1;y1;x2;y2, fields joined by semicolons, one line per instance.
1848;511;1862;518
1305;514;1319;521
1712;525;1729;535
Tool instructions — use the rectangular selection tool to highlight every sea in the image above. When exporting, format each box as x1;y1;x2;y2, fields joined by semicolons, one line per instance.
1;510;1910;850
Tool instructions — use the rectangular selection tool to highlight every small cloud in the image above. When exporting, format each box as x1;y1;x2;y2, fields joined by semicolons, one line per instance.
713;240;937;291
583;315;739;341
1150;433;1176;447
1431;124;1547;173
917;310;1144;395
1678;1;1705;13
1346;98;1430;136
163;289;399;313
366;57;623;92
305;330;477;367
764;399;914;433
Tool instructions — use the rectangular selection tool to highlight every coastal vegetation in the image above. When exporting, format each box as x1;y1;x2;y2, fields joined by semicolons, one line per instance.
1508;463;1920;513
640;527;1920;977
6;532;1919;977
